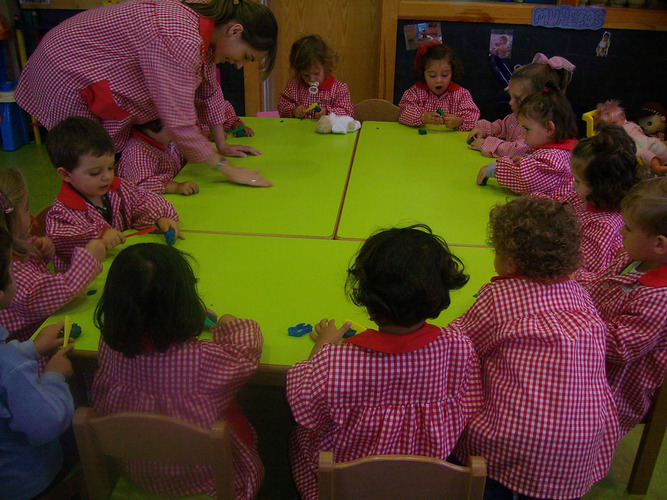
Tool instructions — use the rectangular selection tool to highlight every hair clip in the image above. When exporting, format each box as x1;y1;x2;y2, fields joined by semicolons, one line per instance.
542;86;549;93
0;192;13;214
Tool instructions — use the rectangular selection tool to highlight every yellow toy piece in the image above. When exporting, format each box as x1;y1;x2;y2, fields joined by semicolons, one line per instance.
582;110;596;137
343;320;367;339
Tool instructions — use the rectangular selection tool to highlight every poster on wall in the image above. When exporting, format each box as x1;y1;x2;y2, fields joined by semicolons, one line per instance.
489;30;514;59
404;22;443;51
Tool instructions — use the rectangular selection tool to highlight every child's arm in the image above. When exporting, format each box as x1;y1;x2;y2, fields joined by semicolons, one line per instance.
450;88;481;131
448;283;498;357
117;178;180;232
221;101;254;137
278;79;301;118
322;81;355;118
46;204;108;266
117;141;175;195
478;136;531;159
580;219;624;273
493;150;571;196
398;86;429;127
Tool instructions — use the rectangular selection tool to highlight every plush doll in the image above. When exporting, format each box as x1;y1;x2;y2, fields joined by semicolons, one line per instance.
316;113;361;134
637;102;666;141
595;100;667;175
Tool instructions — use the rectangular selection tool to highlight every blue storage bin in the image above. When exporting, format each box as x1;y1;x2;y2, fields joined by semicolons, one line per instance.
0;81;30;151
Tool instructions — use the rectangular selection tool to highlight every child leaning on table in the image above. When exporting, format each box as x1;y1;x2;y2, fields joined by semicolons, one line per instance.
477;82;579;198
278;34;354;120
91;243;264;499
451;196;620;500
286;224;483;500
0;168;106;343
0;226;78;500
575;177;667;436
44;117;181;273
468;52;575;158
399;42;480;131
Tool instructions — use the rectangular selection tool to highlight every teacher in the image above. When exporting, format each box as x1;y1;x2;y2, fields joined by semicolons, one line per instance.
15;0;277;187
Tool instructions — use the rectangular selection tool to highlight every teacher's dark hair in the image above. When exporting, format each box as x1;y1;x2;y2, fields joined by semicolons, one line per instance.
94;243;206;358
184;0;278;79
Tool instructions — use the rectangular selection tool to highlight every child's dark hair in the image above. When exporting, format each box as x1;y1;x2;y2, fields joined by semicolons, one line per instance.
511;62;572;94
346;224;469;328
490;196;582;279
46;117;115;172
571;125;639;210
414;44;464;83
517;82;578;142
94;244;206;358
184;0;278;79
138;118;164;134
289;34;337;78
0;227;13;291
621;177;667;237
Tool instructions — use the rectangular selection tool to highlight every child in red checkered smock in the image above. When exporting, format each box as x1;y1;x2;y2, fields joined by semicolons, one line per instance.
0;168;107;343
279;35;354;120
575;178;667;436
452;197;620;500
91;243;264;499
286;225;483;500
477;82;579;198
14;0;276;188
468;53;575;158
562;125;640;272
43;118;180;273
399;43;480;131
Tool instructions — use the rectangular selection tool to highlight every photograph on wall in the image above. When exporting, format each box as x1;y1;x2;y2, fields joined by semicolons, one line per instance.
489;30;514;59
596;31;611;57
404;22;443;51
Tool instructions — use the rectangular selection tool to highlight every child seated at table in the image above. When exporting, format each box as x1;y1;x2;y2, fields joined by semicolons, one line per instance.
575;177;667;436
286;224;482;500
468;52;575;158
92;243;264;499
0;168;106;342
278;34;354;119
563;125;639;272
476;82;579;198
221;92;255;137
45;117;180;272
452;196;619;500
0;226;78;499
398;43;480;131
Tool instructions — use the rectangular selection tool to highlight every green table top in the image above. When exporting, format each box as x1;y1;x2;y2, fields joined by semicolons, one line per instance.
336;121;515;245
168;117;357;237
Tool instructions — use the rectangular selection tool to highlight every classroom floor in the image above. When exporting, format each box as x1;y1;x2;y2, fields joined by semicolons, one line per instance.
1;139;665;500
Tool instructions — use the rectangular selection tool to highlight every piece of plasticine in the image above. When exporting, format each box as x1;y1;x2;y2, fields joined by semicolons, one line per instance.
204;311;217;328
305;102;319;112
70;324;82;339
227;125;244;136
467;137;475;145
418;129;427;135
164;228;176;246
436;108;446;117
234;129;246;137
342;320;366;339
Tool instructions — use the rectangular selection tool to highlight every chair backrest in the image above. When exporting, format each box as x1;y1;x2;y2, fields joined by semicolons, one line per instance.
318;452;486;500
255;110;280;118
582;109;596;137
355;99;400;123
73;407;234;500
30;204;51;238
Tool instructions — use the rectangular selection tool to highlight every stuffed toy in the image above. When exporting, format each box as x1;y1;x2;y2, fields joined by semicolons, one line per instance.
637;102;666;141
595;100;667;176
316;113;361;134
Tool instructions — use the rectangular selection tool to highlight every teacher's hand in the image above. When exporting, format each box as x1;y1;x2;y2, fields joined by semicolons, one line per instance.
218;161;272;187
219;144;262;158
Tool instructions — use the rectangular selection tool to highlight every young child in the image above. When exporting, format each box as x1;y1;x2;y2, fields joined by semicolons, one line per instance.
476;82;579;198
45;117;181;272
278;35;354;120
564;125;639;272
398;43;480;131
0;168;106;342
286;225;483;500
92;243;264;499
468;52;575;158
451;196;619;500
575;178;667;436
594;100;667;176
0;226;77;499
116;118;199;196
221;92;254;138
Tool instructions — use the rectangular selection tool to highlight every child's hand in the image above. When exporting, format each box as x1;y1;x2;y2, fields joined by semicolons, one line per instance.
156;218;184;241
650;157;667;175
242;126;254;137
33;321;67;356
467;127;487;142
309;319;351;358
218;162;272;187
85;239;108;261
101;228;127;250
421;112;443;125
44;344;74;378
468;137;486;152
441;113;463;129
219;143;262;158
175;181;199;196
293;106;307;119
314;107;328;119
33;236;55;260
511;155;523;165
477;165;489;186
215;314;238;328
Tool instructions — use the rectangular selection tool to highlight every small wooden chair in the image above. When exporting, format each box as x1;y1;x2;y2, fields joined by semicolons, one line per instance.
318;452;486;500
72;407;234;500
627;381;667;494
30;204;51;238
354;99;400;123
582;109;596;137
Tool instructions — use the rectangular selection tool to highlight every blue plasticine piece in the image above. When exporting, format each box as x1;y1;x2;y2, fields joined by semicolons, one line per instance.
342;329;357;339
479;177;488;186
70;323;82;339
234;129;246;137
86;289;97;296
288;323;313;337
280;120;284;123
164;228;176;246
418;129;427;135
204;312;217;328
314;106;321;113
467;137;475;145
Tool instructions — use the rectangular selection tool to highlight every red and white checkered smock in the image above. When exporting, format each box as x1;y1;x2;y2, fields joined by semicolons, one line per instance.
286;323;483;500
561;191;624;273
495;139;576;198
398;81;480;131
1;245;102;342
451;276;620;500
221;97;244;132
45;178;178;272
278;75;354;119
575;253;667;436
14;0;225;163
116;130;186;194
92;318;264;499
475;113;531;158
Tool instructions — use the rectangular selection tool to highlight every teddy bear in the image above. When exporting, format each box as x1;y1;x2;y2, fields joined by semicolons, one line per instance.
316;112;361;134
637;102;666;141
